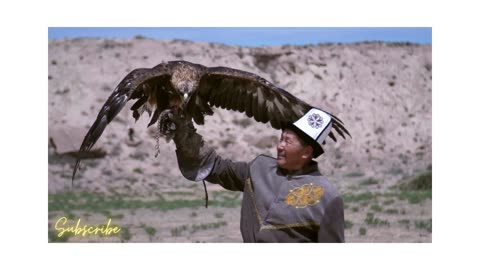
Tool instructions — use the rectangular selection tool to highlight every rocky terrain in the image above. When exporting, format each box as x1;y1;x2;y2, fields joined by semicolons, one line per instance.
48;38;432;242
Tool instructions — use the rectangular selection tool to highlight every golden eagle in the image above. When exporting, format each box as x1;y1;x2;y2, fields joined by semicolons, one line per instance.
72;60;350;181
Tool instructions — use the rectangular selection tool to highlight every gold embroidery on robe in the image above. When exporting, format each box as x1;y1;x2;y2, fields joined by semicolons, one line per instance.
285;183;324;208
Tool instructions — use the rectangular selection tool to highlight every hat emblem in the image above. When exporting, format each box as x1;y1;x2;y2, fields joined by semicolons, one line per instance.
307;113;323;129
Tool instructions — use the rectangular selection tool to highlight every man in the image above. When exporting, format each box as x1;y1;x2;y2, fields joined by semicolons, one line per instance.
169;108;345;243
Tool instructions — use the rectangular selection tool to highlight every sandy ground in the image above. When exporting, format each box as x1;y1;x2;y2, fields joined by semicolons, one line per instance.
48;38;431;243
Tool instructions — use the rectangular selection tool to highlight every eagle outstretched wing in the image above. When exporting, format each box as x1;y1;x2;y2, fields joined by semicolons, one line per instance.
72;63;176;180
192;66;350;142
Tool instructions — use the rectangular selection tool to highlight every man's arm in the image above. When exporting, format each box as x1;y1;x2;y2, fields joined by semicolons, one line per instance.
171;113;248;191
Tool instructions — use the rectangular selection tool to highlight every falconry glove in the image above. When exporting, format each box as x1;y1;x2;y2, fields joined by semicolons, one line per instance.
168;111;215;207
162;110;216;207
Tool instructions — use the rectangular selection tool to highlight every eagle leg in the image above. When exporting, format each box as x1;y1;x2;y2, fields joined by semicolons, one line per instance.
154;119;162;158
154;109;177;157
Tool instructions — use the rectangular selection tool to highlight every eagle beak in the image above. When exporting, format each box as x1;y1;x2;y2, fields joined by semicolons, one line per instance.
183;93;188;100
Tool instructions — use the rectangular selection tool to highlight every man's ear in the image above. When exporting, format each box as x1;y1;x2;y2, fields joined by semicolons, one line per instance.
302;145;313;159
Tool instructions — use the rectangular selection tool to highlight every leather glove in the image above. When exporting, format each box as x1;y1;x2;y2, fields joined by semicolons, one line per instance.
159;109;215;182
160;109;215;208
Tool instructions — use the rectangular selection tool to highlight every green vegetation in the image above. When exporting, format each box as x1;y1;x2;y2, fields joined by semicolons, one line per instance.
345;220;354;229
359;178;379;186
383;199;395;206
365;212;390;227
385;208;399;215
370;204;383;212
342;189;431;206
164;191;196;196
398;219;411;228
344;171;365;178
359;227;367;236
48;191;242;213
171;225;189;237
133;167;144;174
120;227;132;242
48;190;241;242
343;192;375;203
398;190;432;204
171;221;227;236
415;219;432;232
191;221;227;233
143;226;157;237
108;213;124;219
48;229;73;243
399;170;432;191
64;211;77;220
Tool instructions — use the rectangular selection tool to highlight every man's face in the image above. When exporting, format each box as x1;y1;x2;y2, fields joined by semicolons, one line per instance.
276;129;312;171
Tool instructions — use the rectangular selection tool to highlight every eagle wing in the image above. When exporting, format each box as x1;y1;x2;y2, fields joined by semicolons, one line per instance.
195;66;351;140
72;63;175;181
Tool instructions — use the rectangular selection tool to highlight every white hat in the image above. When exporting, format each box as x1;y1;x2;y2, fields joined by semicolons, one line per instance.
288;108;332;157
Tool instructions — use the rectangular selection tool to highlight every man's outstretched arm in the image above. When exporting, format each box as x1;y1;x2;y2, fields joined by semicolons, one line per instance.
169;112;249;192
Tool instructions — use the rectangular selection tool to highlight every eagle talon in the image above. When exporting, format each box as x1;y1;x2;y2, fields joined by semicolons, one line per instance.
157;109;176;136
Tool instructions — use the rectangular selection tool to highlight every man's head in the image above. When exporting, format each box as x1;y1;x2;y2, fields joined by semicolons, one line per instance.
276;108;333;171
276;128;314;172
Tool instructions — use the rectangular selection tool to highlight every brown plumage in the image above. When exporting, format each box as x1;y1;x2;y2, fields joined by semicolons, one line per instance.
72;60;351;181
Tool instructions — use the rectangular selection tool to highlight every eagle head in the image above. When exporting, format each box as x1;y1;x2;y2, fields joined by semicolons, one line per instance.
177;81;195;103
171;62;202;104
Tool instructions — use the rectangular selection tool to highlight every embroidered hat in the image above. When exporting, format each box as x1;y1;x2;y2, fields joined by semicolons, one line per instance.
285;108;332;158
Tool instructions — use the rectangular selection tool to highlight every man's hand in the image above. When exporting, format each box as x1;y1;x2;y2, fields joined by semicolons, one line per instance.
157;109;182;138
159;109;196;145
153;109;193;157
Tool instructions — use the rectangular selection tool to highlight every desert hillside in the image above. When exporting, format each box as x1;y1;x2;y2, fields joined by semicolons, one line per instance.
48;38;431;242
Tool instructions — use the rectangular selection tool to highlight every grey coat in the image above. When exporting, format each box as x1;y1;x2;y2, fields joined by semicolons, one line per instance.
176;149;345;243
